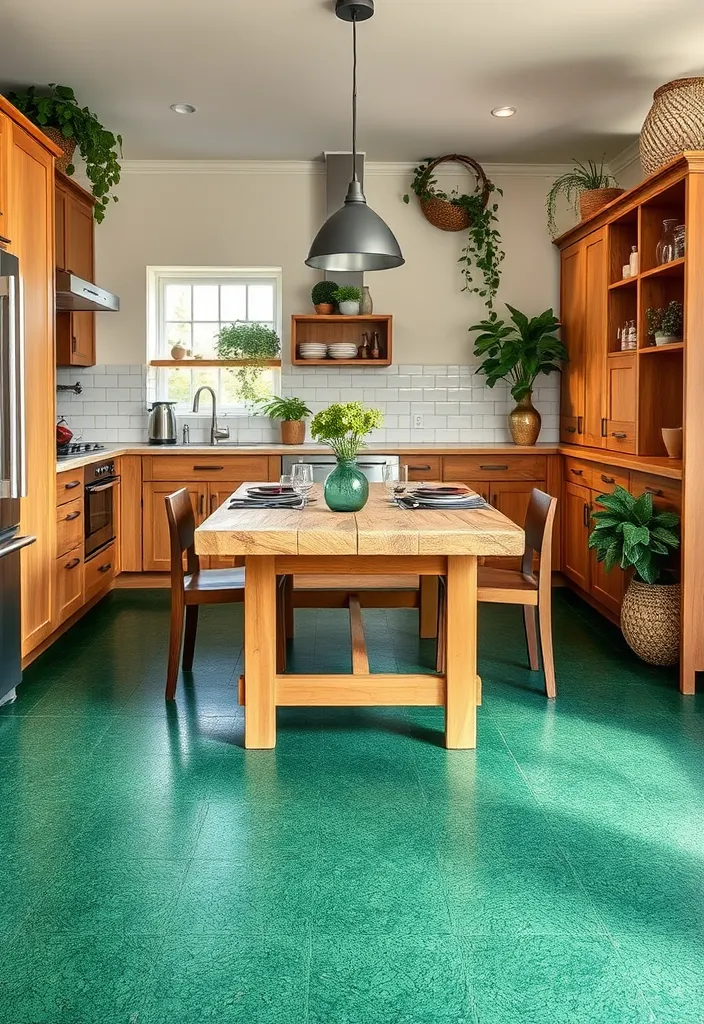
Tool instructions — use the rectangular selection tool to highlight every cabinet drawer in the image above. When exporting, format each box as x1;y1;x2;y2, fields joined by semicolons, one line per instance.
591;464;630;496
443;454;547;482
629;472;681;513
143;455;270;482
54;546;84;625
403;456;441;481
85;543;117;601
605;420;636;454
56;497;84;557
563;456;592;486
56;468;83;505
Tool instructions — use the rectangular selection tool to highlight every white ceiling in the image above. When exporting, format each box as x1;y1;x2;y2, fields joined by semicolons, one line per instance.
2;0;704;163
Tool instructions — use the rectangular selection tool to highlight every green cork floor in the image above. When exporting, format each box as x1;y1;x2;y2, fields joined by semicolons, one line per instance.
0;588;702;1023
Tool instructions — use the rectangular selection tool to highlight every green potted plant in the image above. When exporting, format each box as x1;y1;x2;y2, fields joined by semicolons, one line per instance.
8;84;122;223
333;285;362;316
311;280;339;315
310;401;383;511
470;305;567;445
216;321;280;403
646;301;683;346
257;395;312;445
546;159;623;237
589;485;681;665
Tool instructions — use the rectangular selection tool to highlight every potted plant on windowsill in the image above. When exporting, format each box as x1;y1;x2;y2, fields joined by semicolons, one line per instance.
8;84;122;223
311;280;339;315
589;485;681;665
333;285;362;316
310;401;383;511
646;301;683;346
470;305;567;445
546;159;623;237
257;396;312;445
216;321;280;403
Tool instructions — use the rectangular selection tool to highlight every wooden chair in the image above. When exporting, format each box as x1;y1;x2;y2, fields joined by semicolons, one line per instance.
436;488;558;698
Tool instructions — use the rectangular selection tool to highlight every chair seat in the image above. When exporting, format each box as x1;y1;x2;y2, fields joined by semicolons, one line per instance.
477;566;538;605
184;566;246;596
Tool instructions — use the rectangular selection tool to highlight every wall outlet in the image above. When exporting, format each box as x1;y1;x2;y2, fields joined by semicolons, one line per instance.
413;413;423;429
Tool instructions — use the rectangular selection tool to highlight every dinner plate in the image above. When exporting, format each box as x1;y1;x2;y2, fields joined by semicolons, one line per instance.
411;486;469;497
247;485;295;496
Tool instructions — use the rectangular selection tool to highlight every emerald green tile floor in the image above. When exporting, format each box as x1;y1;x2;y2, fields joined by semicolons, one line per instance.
1;588;703;1023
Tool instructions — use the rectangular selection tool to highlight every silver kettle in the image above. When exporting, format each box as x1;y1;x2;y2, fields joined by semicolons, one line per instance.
148;401;177;445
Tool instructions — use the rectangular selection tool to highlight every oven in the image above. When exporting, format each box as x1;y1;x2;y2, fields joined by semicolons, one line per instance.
85;460;120;560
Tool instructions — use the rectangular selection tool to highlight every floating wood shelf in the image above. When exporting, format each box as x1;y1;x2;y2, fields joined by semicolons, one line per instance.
150;359;282;368
608;276;637;291
639;342;684;354
608;257;685;290
291;314;393;367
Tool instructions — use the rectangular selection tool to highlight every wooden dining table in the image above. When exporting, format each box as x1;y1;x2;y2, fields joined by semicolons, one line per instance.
194;482;525;750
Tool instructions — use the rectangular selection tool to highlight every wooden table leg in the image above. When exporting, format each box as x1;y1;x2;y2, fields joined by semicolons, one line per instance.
419;575;439;639
244;555;277;749
445;555;477;749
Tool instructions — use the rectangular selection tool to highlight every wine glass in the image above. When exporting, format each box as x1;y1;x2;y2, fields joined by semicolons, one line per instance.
383;463;408;501
280;473;293;488
291;463;314;506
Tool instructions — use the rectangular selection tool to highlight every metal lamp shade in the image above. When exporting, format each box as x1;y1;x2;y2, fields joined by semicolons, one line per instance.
306;181;404;272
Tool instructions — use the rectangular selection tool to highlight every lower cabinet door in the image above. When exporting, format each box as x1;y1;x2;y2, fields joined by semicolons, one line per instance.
55;547;84;625
562;481;591;591
589;488;625;616
485;480;544;570
207;484;242;569
85;544;117;601
142;481;207;572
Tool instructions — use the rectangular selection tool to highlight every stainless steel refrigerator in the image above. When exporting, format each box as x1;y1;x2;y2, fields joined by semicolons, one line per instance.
0;250;35;705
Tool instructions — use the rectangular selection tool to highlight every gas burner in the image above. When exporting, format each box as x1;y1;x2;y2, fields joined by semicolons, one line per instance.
57;442;107;460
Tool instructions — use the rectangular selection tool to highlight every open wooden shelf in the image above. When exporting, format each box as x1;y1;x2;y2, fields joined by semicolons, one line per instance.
291;314;393;367
640;256;685;280
639;342;684;354
608;276;637;291
150;359;282;368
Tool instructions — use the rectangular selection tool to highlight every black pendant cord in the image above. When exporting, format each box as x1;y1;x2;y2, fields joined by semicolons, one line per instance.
351;12;358;183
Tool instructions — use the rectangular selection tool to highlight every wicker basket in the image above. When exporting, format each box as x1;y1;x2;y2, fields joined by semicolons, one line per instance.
620;578;681;666
417;154;490;233
579;188;625;221
640;78;704;176
42;127;77;174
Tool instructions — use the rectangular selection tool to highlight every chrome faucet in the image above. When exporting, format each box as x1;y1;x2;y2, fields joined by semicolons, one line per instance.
192;386;230;445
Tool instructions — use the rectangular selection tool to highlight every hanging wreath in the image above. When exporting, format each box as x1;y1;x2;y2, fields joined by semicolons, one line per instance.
403;154;504;309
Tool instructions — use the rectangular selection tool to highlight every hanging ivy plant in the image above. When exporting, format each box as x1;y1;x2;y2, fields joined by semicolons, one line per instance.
403;155;504;308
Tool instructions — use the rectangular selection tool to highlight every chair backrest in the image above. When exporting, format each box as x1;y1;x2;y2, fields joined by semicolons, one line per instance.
164;488;200;587
522;488;558;580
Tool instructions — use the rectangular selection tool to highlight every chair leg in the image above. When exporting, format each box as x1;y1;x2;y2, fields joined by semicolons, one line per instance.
538;597;557;699
182;605;199;671
166;593;185;701
523;605;540;671
276;578;287;673
284;575;294;640
436;579;447;674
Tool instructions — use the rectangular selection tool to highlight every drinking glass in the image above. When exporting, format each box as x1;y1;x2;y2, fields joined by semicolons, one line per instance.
291;463;314;506
280;473;292;488
383;463;408;500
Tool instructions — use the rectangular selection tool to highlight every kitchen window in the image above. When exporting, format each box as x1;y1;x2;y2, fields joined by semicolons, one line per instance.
147;266;282;414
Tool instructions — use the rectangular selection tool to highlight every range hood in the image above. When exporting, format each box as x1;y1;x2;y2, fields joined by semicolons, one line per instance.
56;270;120;313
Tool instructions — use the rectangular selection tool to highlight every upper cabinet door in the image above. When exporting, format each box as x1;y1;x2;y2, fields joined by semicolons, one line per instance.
66;192;94;280
0;113;9;244
559;240;585;442
55;184;67;269
582;228;608;448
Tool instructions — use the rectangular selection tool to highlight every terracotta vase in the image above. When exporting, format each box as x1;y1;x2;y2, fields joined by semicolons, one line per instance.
281;420;305;445
661;427;682;459
508;392;541;446
640;78;704;175
621;579;681;666
314;303;334;315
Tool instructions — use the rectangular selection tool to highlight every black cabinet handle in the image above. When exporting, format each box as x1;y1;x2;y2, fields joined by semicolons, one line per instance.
564;426;577;434
199;494;205;516
193;465;223;471
645;486;663;496
583;502;591;528
64;557;81;570
600;474;615;484
64;480;81;490
0;234;11;245
408;464;431;471
577;416;584;434
479;464;508;471
570;468;584;476
64;510;81;521
611;431;627;439
98;562;113;574
601;418;608;437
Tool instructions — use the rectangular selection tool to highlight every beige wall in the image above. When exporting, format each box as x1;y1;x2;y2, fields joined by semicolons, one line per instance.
93;163;563;366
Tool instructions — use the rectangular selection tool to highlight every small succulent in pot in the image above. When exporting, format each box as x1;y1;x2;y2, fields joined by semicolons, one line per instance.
311;280;339;315
333;285;362;316
257;395;312;445
645;301;683;345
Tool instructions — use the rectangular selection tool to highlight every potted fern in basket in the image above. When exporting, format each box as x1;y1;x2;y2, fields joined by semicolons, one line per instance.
546;159;623;237
257;396;312;445
589;485;681;665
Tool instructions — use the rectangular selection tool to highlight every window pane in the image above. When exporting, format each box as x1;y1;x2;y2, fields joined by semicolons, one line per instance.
165;284;191;321
193;284;219;321
192;323;219;358
166;323;192;352
220;285;247;323
248;284;274;322
166;368;192;404
221;366;275;406
192;367;220;397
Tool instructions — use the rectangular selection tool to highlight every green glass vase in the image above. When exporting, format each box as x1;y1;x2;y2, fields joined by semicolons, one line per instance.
323;458;369;512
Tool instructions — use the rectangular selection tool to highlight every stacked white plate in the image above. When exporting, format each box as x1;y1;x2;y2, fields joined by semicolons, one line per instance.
298;342;328;360
327;342;359;360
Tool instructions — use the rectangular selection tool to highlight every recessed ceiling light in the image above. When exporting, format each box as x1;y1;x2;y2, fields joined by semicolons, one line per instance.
170;103;197;115
491;106;517;118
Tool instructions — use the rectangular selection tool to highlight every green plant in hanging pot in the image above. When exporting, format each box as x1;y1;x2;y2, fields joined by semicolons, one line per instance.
311;280;339;315
257;395;312;445
470;305;566;445
8;84;122;223
333;285;362;315
589;486;681;665
216;321;280;403
546;158;623;237
645;301;683;346
403;154;504;309
310;401;383;511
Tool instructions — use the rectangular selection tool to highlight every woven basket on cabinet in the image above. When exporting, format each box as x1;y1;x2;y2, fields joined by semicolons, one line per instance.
417;154;491;232
620;579;681;666
640;78;704;176
579;188;625;222
42;127;77;174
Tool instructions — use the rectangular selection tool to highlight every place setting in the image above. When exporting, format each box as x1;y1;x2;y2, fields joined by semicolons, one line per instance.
383;465;489;510
227;464;316;509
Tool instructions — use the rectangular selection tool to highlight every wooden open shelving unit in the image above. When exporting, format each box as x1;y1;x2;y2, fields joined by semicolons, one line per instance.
291;314;393;367
150;359;282;368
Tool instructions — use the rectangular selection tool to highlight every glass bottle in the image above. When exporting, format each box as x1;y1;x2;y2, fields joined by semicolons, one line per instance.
628;319;638;349
656;218;679;264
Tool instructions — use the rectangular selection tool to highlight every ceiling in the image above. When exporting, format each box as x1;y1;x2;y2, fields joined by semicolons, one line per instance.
2;0;704;163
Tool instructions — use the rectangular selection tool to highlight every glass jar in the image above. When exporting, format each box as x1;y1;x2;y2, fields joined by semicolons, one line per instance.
674;224;686;259
656;218;679;264
323;458;369;512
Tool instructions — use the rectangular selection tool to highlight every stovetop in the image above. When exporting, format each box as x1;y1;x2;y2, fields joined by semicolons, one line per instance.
57;442;106;460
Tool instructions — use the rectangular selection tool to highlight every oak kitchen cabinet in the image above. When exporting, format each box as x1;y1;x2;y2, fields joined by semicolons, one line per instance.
55;171;96;367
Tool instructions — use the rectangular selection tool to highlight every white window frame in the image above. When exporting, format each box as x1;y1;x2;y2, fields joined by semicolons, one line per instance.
146;266;283;416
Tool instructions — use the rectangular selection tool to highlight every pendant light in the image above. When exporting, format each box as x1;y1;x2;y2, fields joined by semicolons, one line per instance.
306;0;404;272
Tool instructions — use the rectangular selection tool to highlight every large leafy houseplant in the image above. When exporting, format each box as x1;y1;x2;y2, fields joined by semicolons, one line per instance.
310;402;383;511
8;84;122;222
546;158;620;237
216;322;280;403
589;486;679;584
258;395;312;445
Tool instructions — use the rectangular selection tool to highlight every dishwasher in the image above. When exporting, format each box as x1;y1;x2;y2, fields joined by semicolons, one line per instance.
281;453;400;484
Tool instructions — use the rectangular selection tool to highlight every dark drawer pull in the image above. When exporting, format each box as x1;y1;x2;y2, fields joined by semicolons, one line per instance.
645;486;663;497
479;464;508;471
98;562;113;574
570;468;584;476
64;510;81;521
193;465;223;471
0;234;11;245
600;474;615;484
611;432;627;439
64;480;81;490
408;464;432;471
564;426;577;434
64;557;80;570
583;502;591;528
